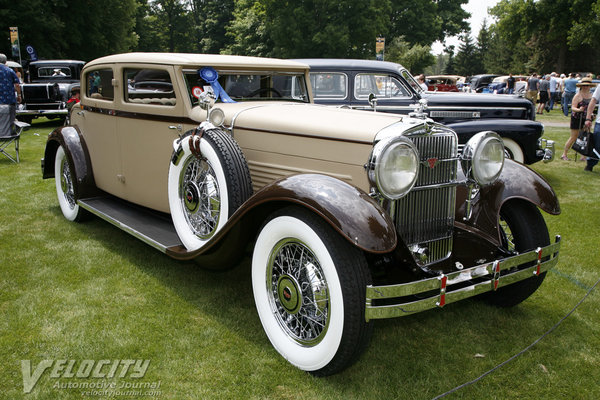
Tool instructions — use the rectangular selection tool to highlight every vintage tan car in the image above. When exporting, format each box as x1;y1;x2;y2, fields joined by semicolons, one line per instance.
42;53;561;376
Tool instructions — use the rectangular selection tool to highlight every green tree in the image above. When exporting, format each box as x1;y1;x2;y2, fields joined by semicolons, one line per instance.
187;0;235;53
386;37;435;74
388;0;469;45
0;0;138;61
258;0;391;58
222;0;273;56
454;33;481;76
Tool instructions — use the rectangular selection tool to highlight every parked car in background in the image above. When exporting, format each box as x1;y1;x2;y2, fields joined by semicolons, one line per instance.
467;74;500;93
42;52;561;376
488;75;528;94
18;60;85;123
298;59;554;164
426;75;462;92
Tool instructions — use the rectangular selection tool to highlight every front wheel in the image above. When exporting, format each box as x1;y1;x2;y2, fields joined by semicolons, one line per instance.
502;138;524;163
252;207;372;376
482;200;550;307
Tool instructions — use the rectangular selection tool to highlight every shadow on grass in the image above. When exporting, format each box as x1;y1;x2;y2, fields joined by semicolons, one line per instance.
43;202;573;398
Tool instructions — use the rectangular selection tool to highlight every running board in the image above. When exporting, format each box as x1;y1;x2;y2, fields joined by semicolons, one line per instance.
78;196;183;253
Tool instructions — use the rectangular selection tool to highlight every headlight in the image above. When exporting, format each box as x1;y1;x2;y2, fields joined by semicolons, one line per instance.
368;137;419;199
208;107;225;126
461;131;504;186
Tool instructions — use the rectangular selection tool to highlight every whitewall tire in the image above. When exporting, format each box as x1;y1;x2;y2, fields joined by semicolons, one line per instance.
168;128;252;251
502;138;524;163
252;207;372;376
54;146;83;221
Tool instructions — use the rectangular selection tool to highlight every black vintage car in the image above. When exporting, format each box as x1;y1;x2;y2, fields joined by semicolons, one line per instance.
297;59;554;164
18;60;85;123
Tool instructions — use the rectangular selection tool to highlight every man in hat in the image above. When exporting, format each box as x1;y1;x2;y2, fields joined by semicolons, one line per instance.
0;53;22;136
583;79;600;171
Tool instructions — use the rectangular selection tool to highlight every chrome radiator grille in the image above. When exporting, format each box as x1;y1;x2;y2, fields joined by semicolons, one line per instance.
393;128;459;265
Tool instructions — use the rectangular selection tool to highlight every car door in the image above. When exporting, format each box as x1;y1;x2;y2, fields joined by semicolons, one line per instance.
350;72;416;115
116;65;195;213
75;66;124;199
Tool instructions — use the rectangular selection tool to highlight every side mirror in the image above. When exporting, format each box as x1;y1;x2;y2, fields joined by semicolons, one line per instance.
368;93;378;111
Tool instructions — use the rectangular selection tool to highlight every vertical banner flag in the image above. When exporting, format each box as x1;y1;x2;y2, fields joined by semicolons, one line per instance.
9;27;22;65
376;37;385;61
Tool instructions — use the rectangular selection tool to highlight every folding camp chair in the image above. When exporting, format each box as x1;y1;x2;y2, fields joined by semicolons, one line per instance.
0;105;29;163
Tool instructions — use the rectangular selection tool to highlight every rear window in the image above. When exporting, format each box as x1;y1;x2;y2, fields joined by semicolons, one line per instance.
124;68;176;106
309;73;347;99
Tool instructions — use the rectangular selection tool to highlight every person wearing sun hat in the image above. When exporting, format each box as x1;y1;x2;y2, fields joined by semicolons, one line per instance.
583;77;600;171
561;77;596;161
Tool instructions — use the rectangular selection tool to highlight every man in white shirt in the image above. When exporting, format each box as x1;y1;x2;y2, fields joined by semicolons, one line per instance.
583;84;600;171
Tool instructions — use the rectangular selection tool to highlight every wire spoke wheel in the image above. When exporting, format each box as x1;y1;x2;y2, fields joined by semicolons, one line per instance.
268;240;330;346
60;156;76;210
179;157;221;239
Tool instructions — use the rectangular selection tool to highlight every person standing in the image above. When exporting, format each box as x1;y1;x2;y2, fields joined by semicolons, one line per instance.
0;53;22;135
583;80;600;171
537;75;550;114
526;73;539;104
506;73;516;94
561;77;595;160
562;73;578;116
548;72;559;110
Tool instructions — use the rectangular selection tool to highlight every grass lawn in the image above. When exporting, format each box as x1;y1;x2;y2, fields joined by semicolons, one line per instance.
1;116;598;399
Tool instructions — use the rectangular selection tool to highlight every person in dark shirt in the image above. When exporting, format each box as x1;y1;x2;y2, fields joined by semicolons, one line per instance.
506;73;516;94
537;75;550;114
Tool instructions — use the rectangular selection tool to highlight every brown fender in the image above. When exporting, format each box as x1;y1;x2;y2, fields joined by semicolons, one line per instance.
456;159;560;245
42;125;100;199
166;173;397;260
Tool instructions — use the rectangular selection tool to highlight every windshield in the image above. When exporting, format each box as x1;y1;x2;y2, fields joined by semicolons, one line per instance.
38;66;72;78
183;69;309;105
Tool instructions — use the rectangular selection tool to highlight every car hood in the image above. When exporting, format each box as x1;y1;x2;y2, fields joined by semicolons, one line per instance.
423;92;531;108
213;102;405;144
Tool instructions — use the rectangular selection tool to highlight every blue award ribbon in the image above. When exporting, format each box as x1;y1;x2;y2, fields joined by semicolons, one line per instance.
198;67;236;103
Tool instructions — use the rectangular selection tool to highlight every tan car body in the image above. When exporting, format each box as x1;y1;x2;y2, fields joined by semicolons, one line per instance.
73;53;405;213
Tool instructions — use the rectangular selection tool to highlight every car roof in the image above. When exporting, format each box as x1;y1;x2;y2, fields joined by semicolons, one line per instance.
294;58;406;73
30;60;85;65
86;52;309;71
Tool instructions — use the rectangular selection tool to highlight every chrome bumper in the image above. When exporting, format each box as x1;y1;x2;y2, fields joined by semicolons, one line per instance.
538;138;555;163
365;235;561;321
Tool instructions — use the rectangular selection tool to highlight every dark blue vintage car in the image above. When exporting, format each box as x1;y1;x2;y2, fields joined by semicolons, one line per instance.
297;59;554;164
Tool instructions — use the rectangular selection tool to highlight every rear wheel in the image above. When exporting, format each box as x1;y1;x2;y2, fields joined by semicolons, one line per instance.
54;146;84;221
252;207;372;376
482;200;549;307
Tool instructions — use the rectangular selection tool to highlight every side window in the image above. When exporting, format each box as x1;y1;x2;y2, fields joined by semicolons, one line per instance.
354;74;412;100
85;69;114;100
124;68;176;106
309;73;347;99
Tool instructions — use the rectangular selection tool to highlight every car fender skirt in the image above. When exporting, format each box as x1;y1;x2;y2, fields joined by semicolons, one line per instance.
43;126;99;199
167;174;397;259
457;159;560;243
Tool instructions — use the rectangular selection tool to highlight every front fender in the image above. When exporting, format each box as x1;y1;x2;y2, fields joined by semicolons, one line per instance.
167;174;397;260
457;159;560;244
42;125;98;199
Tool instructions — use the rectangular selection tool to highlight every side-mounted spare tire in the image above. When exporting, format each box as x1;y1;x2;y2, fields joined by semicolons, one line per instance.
168;127;253;251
